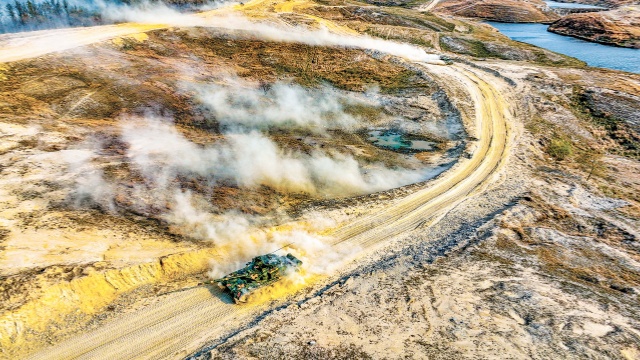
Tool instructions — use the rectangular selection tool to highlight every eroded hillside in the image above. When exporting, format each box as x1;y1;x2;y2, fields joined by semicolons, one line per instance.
549;6;640;48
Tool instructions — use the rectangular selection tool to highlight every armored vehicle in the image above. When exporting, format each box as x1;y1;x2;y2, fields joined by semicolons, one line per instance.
213;253;302;304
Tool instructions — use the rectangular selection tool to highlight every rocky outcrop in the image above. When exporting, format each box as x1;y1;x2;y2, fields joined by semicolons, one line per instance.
548;7;640;48
551;0;637;8
435;0;560;23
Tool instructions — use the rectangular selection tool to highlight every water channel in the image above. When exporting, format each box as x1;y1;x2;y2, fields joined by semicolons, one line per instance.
487;21;640;73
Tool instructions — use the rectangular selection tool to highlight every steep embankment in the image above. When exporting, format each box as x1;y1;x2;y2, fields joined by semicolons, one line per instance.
434;0;560;23
0;249;219;354
549;7;640;48
22;60;511;359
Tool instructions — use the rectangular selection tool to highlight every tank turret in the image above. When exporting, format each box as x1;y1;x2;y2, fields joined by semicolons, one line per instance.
213;253;302;304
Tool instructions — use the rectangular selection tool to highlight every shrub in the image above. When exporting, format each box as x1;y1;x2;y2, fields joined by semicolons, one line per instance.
547;137;573;161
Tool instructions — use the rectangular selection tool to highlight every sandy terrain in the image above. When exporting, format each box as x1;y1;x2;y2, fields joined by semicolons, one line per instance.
21;45;513;360
0;0;638;359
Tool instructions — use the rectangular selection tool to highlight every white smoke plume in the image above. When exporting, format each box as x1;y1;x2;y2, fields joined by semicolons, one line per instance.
272;230;356;275
121;118;428;196
229;18;443;64
112;77;438;276
165;190;254;245
165;189;352;278
98;0;216;25
206;227;357;279
99;3;442;64
115;107;427;280
191;80;375;133
61;146;115;212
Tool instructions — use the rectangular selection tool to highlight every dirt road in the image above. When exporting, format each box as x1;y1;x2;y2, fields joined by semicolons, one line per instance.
420;0;444;12
0;24;167;63
0;7;235;64
326;64;510;249
4;2;512;357
24;62;511;359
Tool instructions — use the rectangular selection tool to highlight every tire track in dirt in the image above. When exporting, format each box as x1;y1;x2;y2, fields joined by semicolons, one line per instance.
24;63;512;360
0;6;241;64
327;64;509;247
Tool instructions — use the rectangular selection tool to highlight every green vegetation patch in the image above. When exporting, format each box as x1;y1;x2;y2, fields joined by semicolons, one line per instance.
526;114;607;180
163;29;432;93
546;137;573;161
572;87;640;159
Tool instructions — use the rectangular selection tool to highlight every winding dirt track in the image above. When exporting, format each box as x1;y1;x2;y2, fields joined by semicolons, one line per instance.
0;24;166;63
3;2;511;357
24;62;511;359
328;64;510;248
420;0;443;12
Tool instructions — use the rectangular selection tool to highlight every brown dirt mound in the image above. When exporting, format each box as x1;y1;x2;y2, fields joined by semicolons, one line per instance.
549;8;640;48
436;0;560;23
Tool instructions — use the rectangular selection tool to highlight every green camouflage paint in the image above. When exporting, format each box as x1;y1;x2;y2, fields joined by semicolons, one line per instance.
211;253;302;304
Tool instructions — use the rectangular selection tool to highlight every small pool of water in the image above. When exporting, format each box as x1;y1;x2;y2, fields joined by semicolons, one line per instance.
368;130;436;152
487;22;640;73
545;1;606;9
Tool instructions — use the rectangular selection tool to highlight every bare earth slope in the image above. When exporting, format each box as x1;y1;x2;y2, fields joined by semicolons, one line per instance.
23;60;511;360
434;0;560;23
549;6;640;48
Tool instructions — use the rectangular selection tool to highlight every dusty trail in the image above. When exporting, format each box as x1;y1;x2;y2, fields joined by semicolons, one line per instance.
0;24;166;63
326;64;510;249
420;0;443;12
25;63;512;360
0;7;238;64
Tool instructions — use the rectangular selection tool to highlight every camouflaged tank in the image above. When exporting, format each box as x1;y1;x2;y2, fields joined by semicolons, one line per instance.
213;253;302;304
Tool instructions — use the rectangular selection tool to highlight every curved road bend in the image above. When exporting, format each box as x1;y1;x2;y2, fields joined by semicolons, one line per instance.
26;63;512;360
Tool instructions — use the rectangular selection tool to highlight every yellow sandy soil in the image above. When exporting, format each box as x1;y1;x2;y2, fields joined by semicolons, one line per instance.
1;1;514;358
20;60;513;358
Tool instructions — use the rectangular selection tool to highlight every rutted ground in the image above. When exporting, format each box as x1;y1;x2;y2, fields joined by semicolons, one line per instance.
0;0;638;359
22;59;511;360
198;62;640;359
